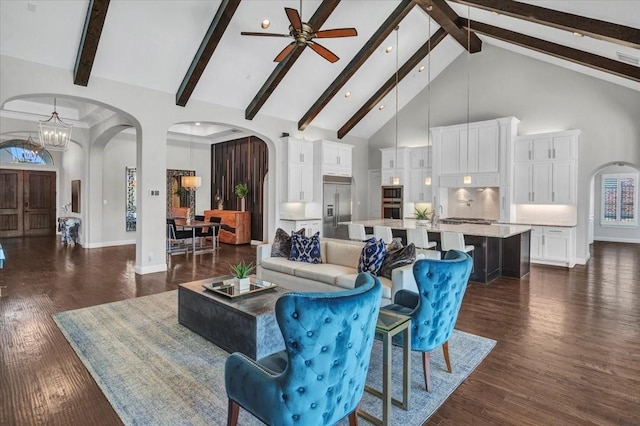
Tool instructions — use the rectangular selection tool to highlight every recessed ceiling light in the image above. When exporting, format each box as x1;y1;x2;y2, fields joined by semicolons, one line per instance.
379;104;385;110
573;31;583;37
617;52;640;65
492;11;500;16
195;122;201;126
344;91;351;98
261;19;270;29
385;46;393;53
419;65;425;72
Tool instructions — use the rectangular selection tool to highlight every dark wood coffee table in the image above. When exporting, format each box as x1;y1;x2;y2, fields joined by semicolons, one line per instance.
178;276;287;360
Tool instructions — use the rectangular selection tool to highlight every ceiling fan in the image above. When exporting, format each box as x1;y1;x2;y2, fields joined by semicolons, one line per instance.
241;5;357;63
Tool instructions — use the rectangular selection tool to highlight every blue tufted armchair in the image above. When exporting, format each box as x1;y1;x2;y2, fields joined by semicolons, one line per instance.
225;272;383;426
380;249;472;392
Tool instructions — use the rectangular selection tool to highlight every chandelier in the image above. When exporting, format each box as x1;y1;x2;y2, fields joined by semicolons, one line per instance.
38;98;72;151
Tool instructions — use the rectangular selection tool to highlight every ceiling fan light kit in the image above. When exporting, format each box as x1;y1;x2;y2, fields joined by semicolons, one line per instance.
241;5;357;63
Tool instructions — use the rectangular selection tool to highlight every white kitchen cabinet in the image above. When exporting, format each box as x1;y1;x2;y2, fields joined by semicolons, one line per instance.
285;164;313;202
280;219;322;237
285;137;313;165
436;124;500;176
409;146;431;169
318;140;352;177
380;147;408;170
515;131;578;163
282;137;314;202
439;131;460;175
513;161;574;204
530;226;575;267
381;170;406;186
409;169;432;202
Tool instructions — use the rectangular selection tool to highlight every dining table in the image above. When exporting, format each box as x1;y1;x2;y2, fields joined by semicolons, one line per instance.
174;219;220;253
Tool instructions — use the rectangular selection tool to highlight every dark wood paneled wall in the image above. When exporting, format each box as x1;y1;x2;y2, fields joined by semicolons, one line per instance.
211;136;268;242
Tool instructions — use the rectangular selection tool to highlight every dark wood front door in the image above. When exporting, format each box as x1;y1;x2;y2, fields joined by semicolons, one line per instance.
0;169;56;238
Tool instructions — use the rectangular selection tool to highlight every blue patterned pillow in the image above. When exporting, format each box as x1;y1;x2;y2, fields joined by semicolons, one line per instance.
289;232;322;264
358;238;387;276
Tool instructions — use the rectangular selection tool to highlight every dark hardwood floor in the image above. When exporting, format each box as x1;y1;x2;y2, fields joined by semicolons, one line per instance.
1;237;638;425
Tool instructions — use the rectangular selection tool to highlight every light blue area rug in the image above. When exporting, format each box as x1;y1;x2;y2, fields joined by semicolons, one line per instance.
53;291;495;426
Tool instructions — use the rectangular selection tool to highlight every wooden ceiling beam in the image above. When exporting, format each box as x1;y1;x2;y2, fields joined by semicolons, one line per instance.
74;0;111;86
337;27;448;139
415;0;482;53
297;0;416;131
449;0;640;49
176;0;242;107
244;0;340;121
460;19;640;82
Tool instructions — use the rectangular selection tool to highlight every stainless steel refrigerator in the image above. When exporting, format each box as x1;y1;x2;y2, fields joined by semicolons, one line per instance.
323;176;352;239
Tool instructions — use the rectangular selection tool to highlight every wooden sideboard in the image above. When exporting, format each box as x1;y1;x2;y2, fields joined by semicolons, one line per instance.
203;210;251;245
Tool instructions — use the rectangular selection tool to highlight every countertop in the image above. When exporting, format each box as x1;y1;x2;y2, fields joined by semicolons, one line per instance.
500;221;577;228
342;219;531;238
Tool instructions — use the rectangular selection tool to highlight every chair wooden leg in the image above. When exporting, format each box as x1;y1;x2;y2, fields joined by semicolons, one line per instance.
443;341;452;373
227;399;239;426
422;352;432;392
348;410;358;426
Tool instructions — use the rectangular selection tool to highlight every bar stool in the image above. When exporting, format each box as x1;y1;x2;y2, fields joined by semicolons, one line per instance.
441;231;475;270
348;223;374;242
407;228;438;257
373;226;394;244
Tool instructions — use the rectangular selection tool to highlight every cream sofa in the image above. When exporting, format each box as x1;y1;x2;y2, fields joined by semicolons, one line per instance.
256;238;435;306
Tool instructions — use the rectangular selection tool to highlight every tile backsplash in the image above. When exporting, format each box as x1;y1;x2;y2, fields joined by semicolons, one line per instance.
447;187;500;219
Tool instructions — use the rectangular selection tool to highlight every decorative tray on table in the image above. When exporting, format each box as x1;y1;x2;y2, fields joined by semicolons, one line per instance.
202;276;277;299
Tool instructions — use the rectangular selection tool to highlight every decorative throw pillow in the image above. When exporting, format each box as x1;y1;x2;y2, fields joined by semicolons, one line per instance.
357;238;387;276
387;237;403;252
271;228;305;258
379;243;416;279
289;232;322;264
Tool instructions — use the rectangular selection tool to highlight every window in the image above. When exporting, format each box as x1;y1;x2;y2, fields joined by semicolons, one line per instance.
0;139;54;165
601;173;638;226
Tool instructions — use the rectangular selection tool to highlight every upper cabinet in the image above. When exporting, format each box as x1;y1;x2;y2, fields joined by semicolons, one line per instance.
409;146;431;169
380;147;410;185
285;137;313;166
513;130;580;205
514;132;578;163
282;137;314;202
431;117;519;187
316;140;353;177
407;146;432;203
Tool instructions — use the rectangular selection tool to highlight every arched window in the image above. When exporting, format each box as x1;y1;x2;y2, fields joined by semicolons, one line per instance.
0;139;54;165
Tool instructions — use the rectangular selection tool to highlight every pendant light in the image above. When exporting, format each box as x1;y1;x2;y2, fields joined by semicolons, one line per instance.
181;123;202;190
424;9;432;187
463;6;472;185
392;26;400;186
38;97;72;151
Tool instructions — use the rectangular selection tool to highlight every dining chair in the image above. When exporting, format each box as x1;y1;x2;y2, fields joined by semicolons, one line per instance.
225;272;382;426
166;218;191;254
373;225;394;244
348;223;374;242
380;250;473;392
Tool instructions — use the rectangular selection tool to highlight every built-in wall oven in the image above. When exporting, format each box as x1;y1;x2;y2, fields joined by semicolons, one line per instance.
381;185;403;219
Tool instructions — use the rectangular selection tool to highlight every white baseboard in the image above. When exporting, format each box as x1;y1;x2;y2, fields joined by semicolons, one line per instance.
134;263;167;275
594;237;640;244
251;240;264;246
531;259;575;268
574;252;591;265
84;240;136;249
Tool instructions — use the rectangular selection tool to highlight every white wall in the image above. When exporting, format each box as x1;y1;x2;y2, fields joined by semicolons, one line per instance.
369;43;640;263
593;164;640;243
102;134;136;244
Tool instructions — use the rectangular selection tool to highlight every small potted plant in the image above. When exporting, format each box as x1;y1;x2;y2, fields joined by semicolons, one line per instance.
229;259;255;291
234;183;249;211
414;207;431;226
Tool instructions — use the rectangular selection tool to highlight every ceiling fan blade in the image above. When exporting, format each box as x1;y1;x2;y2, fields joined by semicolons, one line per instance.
285;7;302;31
241;32;291;38
314;28;358;38
274;42;296;62
308;42;339;63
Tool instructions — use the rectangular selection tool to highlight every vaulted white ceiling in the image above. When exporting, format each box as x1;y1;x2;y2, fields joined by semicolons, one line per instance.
1;1;638;141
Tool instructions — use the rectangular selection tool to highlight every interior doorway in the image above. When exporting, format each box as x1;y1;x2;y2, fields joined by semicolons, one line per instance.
0;169;57;238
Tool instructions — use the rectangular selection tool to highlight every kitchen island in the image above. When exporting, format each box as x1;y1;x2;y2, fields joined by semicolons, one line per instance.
342;219;531;284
